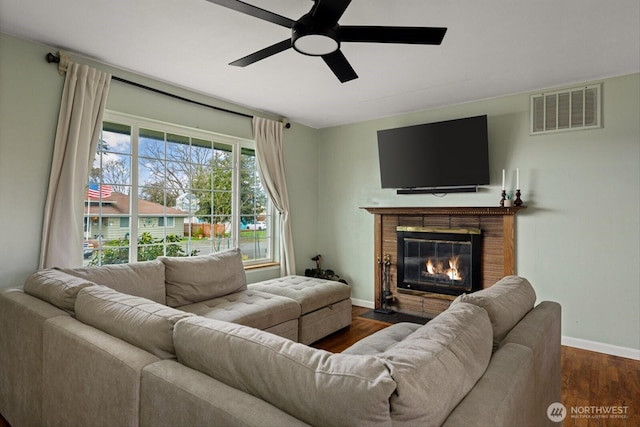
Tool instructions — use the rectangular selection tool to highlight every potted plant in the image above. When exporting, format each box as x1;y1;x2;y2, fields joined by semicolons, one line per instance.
504;192;514;207
304;254;348;285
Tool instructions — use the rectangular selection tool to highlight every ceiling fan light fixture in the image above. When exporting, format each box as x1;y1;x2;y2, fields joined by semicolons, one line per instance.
292;19;339;56
293;34;339;56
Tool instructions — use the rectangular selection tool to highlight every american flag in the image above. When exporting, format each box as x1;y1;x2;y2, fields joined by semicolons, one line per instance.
87;184;113;198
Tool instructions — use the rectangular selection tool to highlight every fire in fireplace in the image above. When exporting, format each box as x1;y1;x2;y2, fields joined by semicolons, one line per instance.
397;227;481;296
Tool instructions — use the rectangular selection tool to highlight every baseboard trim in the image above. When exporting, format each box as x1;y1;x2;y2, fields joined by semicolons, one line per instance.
562;336;640;360
351;298;374;309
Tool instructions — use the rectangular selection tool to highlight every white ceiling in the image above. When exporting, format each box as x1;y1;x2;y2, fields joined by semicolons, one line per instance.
1;0;639;128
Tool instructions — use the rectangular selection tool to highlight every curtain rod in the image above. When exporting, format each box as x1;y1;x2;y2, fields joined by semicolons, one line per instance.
45;52;290;128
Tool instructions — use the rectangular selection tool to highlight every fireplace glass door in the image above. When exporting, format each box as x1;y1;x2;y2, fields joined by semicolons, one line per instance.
397;228;481;296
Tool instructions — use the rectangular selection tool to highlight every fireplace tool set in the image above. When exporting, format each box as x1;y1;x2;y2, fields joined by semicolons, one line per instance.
375;253;394;314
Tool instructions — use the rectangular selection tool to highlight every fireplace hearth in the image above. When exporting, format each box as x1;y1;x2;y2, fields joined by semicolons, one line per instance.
397;227;481;296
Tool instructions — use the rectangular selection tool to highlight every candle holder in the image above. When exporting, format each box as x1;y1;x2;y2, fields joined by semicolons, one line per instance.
514;189;523;207
500;190;506;207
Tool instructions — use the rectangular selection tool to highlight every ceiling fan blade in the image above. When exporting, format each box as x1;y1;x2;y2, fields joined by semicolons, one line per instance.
206;0;295;28
230;39;292;67
322;50;358;83
312;0;352;23
340;26;447;45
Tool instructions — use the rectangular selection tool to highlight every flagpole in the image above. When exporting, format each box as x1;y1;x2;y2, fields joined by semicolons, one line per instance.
86;196;91;240
86;184;113;241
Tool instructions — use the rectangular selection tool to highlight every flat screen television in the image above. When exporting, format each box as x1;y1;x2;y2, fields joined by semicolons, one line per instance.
377;115;490;193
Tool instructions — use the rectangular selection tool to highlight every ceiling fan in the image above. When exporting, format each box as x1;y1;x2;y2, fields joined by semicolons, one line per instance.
206;0;447;83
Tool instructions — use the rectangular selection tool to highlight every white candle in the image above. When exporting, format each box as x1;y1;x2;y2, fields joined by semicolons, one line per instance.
502;169;505;190
516;168;520;189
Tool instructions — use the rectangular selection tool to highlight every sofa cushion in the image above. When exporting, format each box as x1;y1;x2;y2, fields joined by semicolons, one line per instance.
58;260;166;304
140;360;310;427
343;322;422;355
160;248;247;307
178;289;300;330
174;316;396;427
24;269;95;314
380;302;493;427
75;285;194;359
453;275;537;350
442;343;536;427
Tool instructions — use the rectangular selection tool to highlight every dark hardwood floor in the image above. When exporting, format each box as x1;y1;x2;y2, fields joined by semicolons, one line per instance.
311;306;390;352
561;346;640;426
1;306;637;427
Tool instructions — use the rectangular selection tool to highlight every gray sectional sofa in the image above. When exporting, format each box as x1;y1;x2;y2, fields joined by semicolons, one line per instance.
0;247;561;427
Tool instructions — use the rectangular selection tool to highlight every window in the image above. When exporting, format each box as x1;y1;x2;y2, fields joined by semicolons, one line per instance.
84;112;273;266
157;217;174;227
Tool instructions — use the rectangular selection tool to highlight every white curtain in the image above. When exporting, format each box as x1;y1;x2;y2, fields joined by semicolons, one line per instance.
39;62;111;269
253;117;296;276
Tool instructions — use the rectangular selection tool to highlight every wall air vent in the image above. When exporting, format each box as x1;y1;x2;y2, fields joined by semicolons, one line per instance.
530;83;601;135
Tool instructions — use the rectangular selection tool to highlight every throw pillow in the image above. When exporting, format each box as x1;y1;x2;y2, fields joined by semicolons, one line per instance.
23;269;95;314
174;316;396;427
160;248;247;307
75;285;194;359
380;302;493;426
58;260;166;304
452;275;537;350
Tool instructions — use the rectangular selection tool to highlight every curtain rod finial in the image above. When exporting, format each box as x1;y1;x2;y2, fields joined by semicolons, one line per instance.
280;118;291;129
46;52;59;64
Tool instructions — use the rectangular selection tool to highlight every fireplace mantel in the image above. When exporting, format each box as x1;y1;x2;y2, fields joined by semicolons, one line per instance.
361;206;526;317
362;206;526;216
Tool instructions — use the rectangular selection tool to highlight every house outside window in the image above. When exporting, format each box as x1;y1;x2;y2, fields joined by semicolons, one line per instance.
84;112;272;266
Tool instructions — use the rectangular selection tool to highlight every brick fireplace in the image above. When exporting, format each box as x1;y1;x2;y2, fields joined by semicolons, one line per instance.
363;206;525;317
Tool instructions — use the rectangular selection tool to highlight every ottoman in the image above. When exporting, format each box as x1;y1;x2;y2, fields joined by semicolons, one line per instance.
178;290;301;341
249;275;352;344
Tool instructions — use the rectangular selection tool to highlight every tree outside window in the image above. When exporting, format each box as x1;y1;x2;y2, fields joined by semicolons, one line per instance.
83;113;272;266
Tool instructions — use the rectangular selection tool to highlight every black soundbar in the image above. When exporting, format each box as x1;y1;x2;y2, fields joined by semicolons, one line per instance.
396;186;479;195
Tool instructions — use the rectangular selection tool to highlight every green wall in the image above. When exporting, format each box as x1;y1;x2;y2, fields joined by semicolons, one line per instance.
0;34;60;287
317;73;640;353
1;32;638;354
0;33;319;286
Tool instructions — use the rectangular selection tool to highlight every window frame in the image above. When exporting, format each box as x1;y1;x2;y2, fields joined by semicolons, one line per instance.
87;110;274;266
